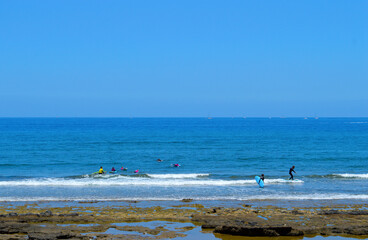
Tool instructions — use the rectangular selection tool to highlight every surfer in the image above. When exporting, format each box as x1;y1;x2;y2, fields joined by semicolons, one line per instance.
289;166;296;180
157;159;163;162
173;164;180;167
98;166;105;174
111;167;116;172
134;169;139;174
260;174;265;182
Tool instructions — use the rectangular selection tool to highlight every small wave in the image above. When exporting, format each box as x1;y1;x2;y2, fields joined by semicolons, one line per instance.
347;122;368;124
146;173;210;179
307;173;368;179
333;173;368;179
0;178;303;187
0;193;366;202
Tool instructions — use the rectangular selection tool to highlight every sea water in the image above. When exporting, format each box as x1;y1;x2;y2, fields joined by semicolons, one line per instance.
0;118;367;201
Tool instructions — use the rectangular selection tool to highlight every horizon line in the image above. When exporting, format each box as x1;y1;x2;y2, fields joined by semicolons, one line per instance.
0;116;367;119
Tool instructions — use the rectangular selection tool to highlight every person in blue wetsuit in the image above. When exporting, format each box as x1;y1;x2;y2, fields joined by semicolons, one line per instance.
289;166;296;180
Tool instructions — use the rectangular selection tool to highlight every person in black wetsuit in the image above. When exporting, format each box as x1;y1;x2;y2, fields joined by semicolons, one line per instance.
260;174;265;182
289;166;296;180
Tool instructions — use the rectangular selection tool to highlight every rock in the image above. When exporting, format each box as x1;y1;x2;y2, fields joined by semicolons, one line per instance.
318;210;340;215
0;222;31;234
344;226;368;235
58;213;78;217
40;210;52;217
214;226;304;236
291;210;302;215
181;199;193;202
346;210;368;215
28;232;84;240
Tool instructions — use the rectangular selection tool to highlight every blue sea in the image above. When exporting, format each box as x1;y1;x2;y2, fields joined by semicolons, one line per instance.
0;118;367;202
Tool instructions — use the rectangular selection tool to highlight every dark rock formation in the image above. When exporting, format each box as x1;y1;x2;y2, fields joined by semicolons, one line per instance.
214;226;304;236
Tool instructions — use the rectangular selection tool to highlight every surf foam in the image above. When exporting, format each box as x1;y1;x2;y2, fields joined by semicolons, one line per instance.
332;173;368;179
147;173;210;179
0;177;303;187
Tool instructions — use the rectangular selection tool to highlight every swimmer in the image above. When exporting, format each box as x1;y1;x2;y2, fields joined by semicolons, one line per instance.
98;166;105;174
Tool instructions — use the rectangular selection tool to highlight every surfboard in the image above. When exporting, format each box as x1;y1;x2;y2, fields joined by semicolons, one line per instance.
255;176;264;188
110;171;117;174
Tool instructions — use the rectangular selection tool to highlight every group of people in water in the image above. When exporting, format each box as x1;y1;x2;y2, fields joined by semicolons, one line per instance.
97;162;297;186
96;159;181;175
97;166;132;174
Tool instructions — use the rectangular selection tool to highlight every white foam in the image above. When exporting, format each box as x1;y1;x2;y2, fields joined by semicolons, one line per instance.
147;173;210;179
0;177;303;187
333;173;368;179
0;193;367;202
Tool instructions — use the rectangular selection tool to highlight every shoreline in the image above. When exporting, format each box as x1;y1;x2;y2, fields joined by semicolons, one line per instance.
0;200;367;239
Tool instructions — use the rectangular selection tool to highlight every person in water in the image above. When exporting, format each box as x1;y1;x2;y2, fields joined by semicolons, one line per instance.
157;159;163;162
173;164;180;167
111;167;116;172
98;166;105;174
260;174;265;182
289;166;296;180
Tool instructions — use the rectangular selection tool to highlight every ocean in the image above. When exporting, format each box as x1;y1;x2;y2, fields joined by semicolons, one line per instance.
0;117;367;202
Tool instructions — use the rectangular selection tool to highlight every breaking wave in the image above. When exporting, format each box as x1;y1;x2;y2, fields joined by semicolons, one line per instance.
307;173;368;179
0;193;366;202
0;177;303;187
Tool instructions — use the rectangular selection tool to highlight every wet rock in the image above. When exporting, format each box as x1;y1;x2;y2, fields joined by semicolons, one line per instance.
28;232;84;240
346;210;368;215
181;199;193;202
0;222;30;234
291;210;303;215
344;226;368;235
40;210;52;217
58;213;78;217
318;210;340;215
214;226;304;236
318;209;368;216
0;234;26;239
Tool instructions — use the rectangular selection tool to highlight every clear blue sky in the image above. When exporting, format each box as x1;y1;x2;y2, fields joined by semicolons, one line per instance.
0;0;367;117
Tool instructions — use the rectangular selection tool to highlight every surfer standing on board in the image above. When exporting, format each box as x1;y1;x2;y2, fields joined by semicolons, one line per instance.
289;166;296;180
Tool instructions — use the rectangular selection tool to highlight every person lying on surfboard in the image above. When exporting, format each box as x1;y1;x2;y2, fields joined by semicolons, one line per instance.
289;166;296;180
98;166;105;174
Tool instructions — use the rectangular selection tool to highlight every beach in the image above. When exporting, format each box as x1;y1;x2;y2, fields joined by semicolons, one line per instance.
0;200;367;239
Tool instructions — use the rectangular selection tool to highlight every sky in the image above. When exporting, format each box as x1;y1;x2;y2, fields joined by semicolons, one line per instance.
0;0;367;117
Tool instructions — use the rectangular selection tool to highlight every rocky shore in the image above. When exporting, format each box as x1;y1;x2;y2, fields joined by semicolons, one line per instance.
0;201;367;239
